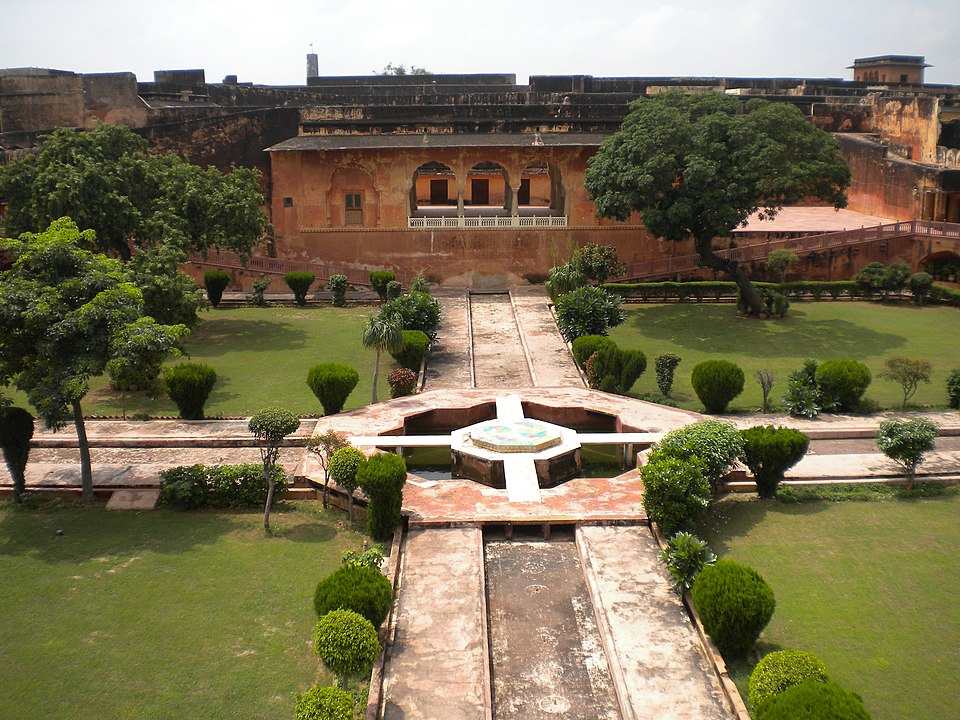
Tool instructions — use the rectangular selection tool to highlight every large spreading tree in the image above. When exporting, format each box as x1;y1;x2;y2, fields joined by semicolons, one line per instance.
0;218;188;500
0;123;269;262
584;93;850;315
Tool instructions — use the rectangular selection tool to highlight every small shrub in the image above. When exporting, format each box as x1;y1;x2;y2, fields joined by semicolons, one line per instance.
554;285;626;342
909;272;933;305
329;274;348;307
783;359;822;418
284;271;315;306
658;531;717;595
313;564;393;628
369;270;395;301
640;455;711;534
357;452;407;542
740;426;810;499
163;362;217;420
755;369;776;413
546;262;588;301
855;262;885;297
341;545;386;570
249;277;271;307
571;334;616;369
571;243;626;284
650;420;744;491
691;559;775;659
947;368;960;409
588;346;646;394
748;650;830;710
0;405;34;504
691;360;745;414
388;367;417;398
294;684;355;720
307;363;360;415
158;463;286;509
380;291;442;340
883;262;911;296
654;353;682;396
204;269;231;307
410;274;430;294
385;280;402;301
766;249;799;282
390;330;431;371
755;680;872;720
313;609;380;690
815;359;871;412
158;464;208;509
876;417;939;484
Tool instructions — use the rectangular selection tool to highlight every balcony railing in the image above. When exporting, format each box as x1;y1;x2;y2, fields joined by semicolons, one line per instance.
408;215;568;229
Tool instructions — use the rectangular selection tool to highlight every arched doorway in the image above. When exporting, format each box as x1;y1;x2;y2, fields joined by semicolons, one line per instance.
410;161;456;215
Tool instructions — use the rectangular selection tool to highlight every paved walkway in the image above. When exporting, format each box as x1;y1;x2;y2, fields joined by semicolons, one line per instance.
424;288;473;390
510;287;584;387
383;527;491;720
578;525;731;720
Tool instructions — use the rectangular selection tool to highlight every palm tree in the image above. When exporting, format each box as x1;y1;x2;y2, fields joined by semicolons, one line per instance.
362;313;404;403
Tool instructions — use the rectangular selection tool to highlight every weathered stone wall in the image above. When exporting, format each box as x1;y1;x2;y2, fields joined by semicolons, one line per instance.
82;73;147;128
872;96;940;162
0;71;83;133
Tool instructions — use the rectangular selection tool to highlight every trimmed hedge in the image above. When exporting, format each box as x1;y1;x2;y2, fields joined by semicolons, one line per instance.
691;360;745;413
369;270;395;301
639;455;711;534
284;271;315;306
691;558;775;658
815;359;871;411
650;419;744;491
740;426;810;499
390;329;431;371
0;405;34;503
204;269;231;307
313;564;393;628
357;452;407;542
329;274;348;307
294;685;355;720
755;680;872;720
748;649;830;710
586;346;646;394
571;334;617;369
307;363;360;416
313;609;380;688
158;463;287;509
163;363;217;420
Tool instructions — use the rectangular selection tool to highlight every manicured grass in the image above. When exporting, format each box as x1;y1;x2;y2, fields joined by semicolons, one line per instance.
607;301;960;412
8;306;397;418
698;489;960;720
0;501;368;720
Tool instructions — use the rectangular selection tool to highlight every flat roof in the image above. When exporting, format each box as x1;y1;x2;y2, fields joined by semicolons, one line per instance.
849;55;930;68
266;132;610;152
734;206;896;233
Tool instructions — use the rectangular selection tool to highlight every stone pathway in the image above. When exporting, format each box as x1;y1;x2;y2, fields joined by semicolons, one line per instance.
509;287;584;387
382;527;491;720
470;293;532;387
423;289;473;390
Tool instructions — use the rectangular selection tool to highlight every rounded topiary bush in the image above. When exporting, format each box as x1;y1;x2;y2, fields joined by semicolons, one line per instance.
284;271;315;306
554;285;626;342
380;291;442;340
204;269;231;308
307;363;360;416
294;684;355;720
369;270;396;301
815;359;871;412
388;367;418;398
749;650;830;710
390;330;431;371
313;564;393;628
691;360;745;413
755;680;872;720
164;363;217;420
571;334;617;369
314;609;381;689
691;558;775;658
640;455;711;534
740;426;810;499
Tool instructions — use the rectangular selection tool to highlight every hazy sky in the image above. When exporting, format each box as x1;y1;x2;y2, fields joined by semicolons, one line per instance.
3;0;959;86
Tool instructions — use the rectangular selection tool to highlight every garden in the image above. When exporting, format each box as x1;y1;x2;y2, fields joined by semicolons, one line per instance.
0;501;371;720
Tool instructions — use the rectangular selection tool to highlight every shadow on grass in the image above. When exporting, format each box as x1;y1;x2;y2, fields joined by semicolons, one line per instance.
187;319;309;356
699;496;832;557
623;305;907;358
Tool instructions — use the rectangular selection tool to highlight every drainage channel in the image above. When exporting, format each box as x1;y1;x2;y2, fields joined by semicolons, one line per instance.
484;526;621;720
468;292;533;388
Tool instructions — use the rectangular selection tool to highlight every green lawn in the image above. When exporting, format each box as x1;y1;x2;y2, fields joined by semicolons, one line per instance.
0;501;367;720
607;301;960;412
7;306;396;418
698;490;960;720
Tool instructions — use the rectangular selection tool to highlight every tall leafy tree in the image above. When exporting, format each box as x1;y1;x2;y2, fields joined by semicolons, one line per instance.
0;124;270;262
585;93;850;315
362;314;404;403
0;218;185;500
